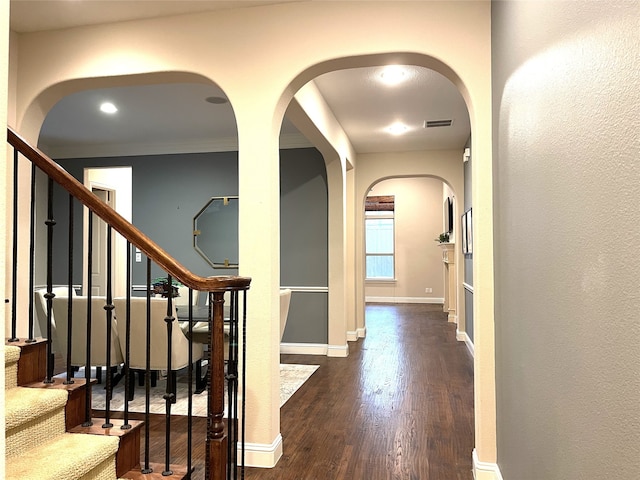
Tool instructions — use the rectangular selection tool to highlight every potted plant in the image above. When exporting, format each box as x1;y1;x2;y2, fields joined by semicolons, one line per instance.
435;232;450;243
151;276;182;298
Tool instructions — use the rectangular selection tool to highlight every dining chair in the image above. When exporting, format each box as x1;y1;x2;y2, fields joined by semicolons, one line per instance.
113;296;204;400
34;286;76;358
279;288;292;341
174;285;199;307
51;295;124;384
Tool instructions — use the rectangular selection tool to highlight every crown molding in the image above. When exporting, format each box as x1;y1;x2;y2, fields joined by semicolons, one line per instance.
40;133;313;159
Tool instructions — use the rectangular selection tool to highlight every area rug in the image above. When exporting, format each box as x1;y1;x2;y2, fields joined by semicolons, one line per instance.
72;364;319;417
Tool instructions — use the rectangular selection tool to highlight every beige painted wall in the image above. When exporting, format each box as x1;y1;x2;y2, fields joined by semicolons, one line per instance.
355;149;465;328
0;4;10;477
364;176;446;302
2;0;494;469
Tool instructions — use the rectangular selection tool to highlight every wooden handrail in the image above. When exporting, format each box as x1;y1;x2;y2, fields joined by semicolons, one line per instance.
8;126;250;292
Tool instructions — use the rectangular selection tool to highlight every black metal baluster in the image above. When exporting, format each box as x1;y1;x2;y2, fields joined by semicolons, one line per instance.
102;224;114;428
64;194;75;385
121;241;132;431
142;258;152;474
26;163;37;343
187;288;194;478
241;289;247;480
43;177;56;384
233;290;241;479
163;274;174;476
8;147;19;342
82;210;94;427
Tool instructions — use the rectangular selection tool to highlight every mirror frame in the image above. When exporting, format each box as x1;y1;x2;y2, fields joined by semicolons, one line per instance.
193;196;239;269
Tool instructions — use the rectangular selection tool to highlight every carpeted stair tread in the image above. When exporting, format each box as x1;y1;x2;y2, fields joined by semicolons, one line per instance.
5;345;21;365
5;386;68;429
6;432;119;479
5;345;21;390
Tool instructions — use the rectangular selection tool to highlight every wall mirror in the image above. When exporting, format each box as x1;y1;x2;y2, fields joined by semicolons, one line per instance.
193;196;239;269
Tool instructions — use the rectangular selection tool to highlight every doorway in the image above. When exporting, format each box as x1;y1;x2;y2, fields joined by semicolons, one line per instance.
364;176;453;307
82;167;132;298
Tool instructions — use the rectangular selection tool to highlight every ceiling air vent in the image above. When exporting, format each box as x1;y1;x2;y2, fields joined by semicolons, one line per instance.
423;119;453;128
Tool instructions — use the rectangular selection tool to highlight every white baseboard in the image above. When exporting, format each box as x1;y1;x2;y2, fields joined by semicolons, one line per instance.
279;342;349;357
456;330;475;357
327;343;349;357
365;296;444;304
280;342;328;355
473;449;503;480
243;434;283;468
347;327;366;342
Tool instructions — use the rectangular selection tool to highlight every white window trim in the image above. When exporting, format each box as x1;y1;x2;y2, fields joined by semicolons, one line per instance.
365;210;396;281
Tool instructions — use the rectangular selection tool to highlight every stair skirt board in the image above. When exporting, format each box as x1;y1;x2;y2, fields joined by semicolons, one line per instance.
6;432;119;480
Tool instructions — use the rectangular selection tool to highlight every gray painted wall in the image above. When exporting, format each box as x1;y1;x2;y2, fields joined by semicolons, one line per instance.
492;1;639;479
50;148;328;343
280;149;328;343
53;151;239;286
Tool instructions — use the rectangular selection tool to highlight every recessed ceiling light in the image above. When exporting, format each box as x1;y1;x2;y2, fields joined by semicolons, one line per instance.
386;122;409;135
205;96;228;104
99;102;118;114
379;65;407;86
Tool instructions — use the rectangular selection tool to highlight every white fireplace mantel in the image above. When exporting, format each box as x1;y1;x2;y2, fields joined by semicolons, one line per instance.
439;242;457;323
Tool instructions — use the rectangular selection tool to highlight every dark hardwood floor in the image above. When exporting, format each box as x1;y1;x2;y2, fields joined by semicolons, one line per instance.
90;303;474;479
245;303;475;480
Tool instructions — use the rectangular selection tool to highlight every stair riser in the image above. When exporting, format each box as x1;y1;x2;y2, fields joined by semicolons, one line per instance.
6;407;66;459
77;455;118;480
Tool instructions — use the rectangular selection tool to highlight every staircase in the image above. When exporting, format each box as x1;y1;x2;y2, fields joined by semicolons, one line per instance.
5;127;251;479
5;341;124;479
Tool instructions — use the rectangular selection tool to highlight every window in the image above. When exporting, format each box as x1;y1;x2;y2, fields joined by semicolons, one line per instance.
365;196;395;280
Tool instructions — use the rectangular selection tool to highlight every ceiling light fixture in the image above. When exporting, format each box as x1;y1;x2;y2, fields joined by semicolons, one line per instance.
386;122;409;135
379;65;407;86
205;96;228;104
99;102;118;114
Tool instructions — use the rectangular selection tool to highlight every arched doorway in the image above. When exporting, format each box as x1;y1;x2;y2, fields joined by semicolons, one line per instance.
9;3;495;468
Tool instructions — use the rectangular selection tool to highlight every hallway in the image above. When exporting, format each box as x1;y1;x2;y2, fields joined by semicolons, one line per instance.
246;303;475;479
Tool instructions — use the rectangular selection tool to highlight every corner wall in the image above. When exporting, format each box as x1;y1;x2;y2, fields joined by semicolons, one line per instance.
492;1;640;478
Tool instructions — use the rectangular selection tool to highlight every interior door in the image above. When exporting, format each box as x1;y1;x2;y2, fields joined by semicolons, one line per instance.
82;167;132;298
90;188;114;296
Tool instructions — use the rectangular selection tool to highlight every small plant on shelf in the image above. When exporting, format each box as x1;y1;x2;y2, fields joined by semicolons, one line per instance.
435;232;450;243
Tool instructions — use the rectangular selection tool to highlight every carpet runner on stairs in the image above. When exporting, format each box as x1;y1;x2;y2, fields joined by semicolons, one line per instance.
4;344;120;480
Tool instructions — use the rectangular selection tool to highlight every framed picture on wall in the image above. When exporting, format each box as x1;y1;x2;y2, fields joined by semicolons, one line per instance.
466;208;473;254
461;212;468;253
444;196;454;233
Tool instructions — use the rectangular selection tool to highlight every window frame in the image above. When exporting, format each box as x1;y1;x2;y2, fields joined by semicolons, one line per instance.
364;209;396;281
